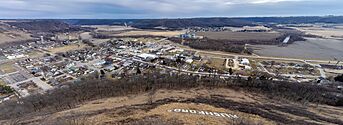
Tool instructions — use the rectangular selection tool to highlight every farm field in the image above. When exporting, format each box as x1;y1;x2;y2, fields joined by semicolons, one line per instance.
48;43;87;53
252;38;343;60
55;32;81;40
80;32;92;39
82;25;136;32
121;37;163;43
292;25;343;39
89;39;111;45
115;30;185;37
195;31;281;40
84;25;185;37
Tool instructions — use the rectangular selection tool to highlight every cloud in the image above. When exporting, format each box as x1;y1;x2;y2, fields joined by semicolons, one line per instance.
0;0;341;18
249;0;306;4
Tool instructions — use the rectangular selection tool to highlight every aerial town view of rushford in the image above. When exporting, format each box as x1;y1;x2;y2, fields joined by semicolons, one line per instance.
0;0;343;125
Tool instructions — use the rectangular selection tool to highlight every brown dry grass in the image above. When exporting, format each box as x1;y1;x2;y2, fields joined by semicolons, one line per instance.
308;104;343;121
58;88;257;115
48;44;87;53
135;38;162;43
196;31;281;40
0;62;17;74
0;22;33;44
82;25;136;32
293;26;343;39
0;33;31;44
11;88;262;125
53;88;269;125
26;50;44;58
149;103;273;125
4;88;343;125
55;32;80;40
99;26;134;31
0;79;6;85
207;58;226;70
115;30;185;37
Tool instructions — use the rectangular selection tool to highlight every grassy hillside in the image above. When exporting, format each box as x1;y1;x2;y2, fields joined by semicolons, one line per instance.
0;21;34;44
0;73;342;125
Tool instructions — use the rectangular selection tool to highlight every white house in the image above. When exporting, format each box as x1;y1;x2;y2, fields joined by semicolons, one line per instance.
241;58;250;65
138;53;158;60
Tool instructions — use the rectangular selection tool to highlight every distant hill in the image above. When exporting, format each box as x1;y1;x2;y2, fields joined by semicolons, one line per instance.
234;16;343;24
3;16;343;32
5;20;83;33
64;18;255;29
63;16;343;29
0;21;34;44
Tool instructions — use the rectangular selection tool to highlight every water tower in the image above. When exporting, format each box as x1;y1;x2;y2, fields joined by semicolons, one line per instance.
40;36;44;42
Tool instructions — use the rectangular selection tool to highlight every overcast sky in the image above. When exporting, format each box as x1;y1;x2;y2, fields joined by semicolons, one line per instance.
0;0;342;19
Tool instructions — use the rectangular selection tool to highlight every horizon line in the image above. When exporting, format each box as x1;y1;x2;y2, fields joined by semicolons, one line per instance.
0;15;342;20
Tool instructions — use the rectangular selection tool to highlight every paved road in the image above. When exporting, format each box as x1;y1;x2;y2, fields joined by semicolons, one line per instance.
258;62;275;76
318;67;327;78
304;61;327;78
195;49;333;64
0;71;19;78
